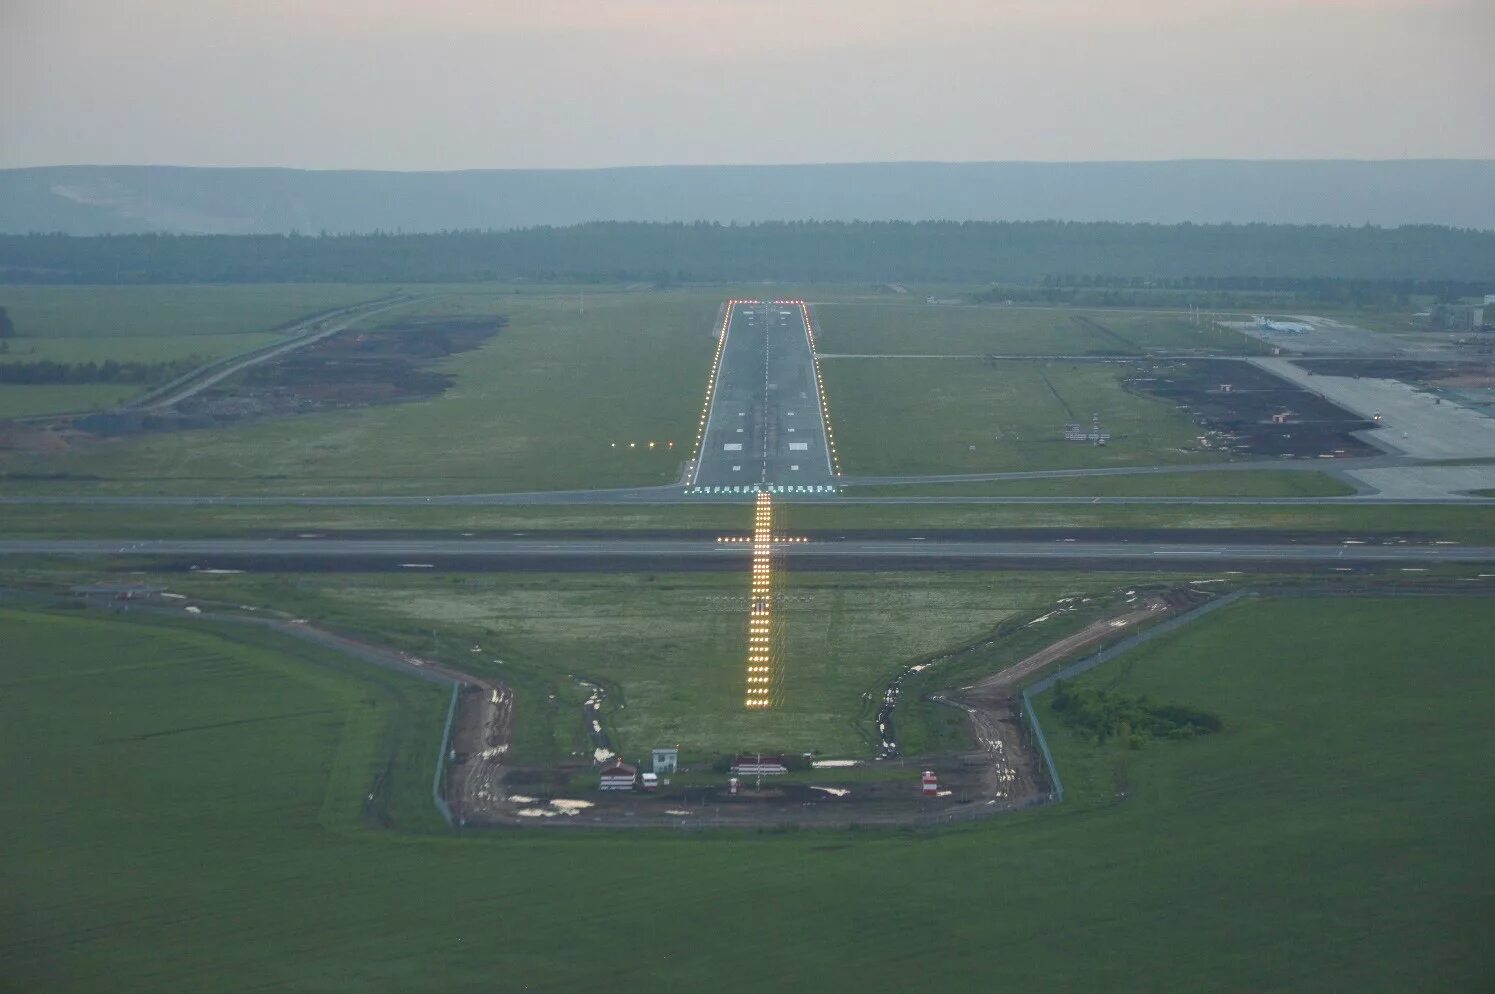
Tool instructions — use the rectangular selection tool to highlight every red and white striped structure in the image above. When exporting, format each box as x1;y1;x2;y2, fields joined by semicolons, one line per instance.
599;762;638;791
732;754;789;776
921;770;938;796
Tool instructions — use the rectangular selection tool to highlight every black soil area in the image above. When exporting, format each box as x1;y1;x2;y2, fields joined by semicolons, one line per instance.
1126;359;1378;457
189;318;503;418
77;318;503;436
1295;358;1495;387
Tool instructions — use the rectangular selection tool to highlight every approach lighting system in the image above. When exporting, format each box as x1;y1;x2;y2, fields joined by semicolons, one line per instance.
744;490;775;709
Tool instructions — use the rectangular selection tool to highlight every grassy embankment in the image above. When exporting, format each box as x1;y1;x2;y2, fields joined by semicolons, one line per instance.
2;595;1489;991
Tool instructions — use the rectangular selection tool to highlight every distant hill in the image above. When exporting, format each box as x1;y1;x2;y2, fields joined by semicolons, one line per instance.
2;161;1493;234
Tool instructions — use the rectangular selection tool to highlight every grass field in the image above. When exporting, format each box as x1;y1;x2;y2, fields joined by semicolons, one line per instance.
2;594;1488;991
846;469;1356;497
0;284;391;344
0;290;722;494
0;383;140;418
150;569;1127;762
822;358;1221;476
811;302;1263;356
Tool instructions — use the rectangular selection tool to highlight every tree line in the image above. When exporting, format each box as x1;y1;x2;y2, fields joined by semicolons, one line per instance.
0;358;197;385
1051;679;1222;749
1;221;1492;285
973;274;1483;311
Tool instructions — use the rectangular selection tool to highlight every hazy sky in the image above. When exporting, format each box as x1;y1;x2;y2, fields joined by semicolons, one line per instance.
2;0;1491;169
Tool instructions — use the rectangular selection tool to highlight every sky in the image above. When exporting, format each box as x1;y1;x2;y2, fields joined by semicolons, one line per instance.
1;0;1492;170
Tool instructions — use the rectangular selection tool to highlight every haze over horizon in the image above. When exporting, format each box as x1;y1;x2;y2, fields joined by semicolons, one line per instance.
3;0;1492;172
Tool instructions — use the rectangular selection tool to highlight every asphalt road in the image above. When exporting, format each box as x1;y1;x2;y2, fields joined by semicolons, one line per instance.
691;301;835;491
4;490;1491;507
5;536;1492;567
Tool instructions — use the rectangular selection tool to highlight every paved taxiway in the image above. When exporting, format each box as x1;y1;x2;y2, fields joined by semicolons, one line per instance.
5;537;1492;568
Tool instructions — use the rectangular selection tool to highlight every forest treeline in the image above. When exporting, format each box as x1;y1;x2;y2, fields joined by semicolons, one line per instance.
1;221;1492;285
973;274;1487;310
0;358;197;385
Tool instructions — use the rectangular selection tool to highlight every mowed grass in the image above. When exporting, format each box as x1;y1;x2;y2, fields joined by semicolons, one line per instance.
0;383;139;418
823;357;1219;476
6;332;285;364
0;284;392;343
1029;596;1494;989
812;302;1262;355
2;595;1489;991
847;468;1355;497
253;570;1113;761
1;291;723;494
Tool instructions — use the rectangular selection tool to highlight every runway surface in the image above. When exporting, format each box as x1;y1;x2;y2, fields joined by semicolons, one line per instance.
691;301;835;491
5;536;1492;573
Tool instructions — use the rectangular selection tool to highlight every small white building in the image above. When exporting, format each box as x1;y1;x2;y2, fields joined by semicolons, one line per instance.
651;747;679;775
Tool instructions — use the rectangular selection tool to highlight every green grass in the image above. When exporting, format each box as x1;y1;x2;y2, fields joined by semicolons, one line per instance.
4;332;285;364
1030;596;1493;987
2;593;1489;991
823;358;1221;476
0;291;722;494
151;569;1119;763
0;383;140;418
0;284;391;341
812;302;1263;355
847;469;1356;497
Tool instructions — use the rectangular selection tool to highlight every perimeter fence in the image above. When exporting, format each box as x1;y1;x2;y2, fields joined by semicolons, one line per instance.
1020;589;1253;805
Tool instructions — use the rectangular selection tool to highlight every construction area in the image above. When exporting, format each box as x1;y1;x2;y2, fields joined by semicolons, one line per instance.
1125;358;1378;458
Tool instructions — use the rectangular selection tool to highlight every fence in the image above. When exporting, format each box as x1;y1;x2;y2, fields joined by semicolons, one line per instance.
1020;589;1252;804
431;683;461;827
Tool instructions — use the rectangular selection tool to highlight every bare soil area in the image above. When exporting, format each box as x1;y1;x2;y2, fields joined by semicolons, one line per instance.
1126;359;1378;458
66;317;503;437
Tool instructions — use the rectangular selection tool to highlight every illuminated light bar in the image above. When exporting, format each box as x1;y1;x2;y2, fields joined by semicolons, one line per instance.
743;491;776;710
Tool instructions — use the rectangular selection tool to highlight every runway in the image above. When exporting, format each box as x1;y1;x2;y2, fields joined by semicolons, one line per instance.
5;535;1493;573
691;301;835;490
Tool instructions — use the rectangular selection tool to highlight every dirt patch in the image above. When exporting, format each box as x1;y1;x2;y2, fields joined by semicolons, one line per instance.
0;424;69;453
1125;358;1378;457
446;682;516;818
70;318;503;437
939;587;1207;805
1295;358;1495;386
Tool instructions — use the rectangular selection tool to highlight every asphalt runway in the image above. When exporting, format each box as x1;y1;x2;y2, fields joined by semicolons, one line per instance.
691;301;835;491
5;536;1493;573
